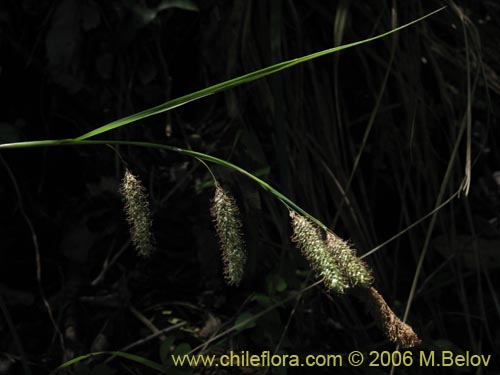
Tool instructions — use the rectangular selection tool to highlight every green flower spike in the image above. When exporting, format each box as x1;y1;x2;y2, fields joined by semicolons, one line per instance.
120;168;155;257
210;184;246;286
290;212;347;294
325;232;373;288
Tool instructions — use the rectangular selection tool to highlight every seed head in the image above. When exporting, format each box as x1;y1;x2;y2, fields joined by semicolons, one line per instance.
356;287;421;348
120;169;154;257
210;185;246;286
290;212;347;293
325;232;373;288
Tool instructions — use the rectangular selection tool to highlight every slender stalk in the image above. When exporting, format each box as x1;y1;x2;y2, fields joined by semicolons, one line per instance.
0;139;326;230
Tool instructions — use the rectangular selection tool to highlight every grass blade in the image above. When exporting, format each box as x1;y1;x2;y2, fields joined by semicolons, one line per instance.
50;351;166;374
74;7;445;141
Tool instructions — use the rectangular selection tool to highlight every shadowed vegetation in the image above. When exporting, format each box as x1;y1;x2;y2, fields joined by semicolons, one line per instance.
0;1;499;374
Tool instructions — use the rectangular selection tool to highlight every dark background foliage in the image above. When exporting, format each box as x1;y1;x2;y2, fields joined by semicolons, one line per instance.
1;0;500;374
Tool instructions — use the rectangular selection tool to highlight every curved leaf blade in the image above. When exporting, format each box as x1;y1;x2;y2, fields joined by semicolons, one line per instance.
50;351;167;374
75;7;445;141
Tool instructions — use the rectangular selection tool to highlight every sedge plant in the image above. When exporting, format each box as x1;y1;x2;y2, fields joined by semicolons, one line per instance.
0;8;446;373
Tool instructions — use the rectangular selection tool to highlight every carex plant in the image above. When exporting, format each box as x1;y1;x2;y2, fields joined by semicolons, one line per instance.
1;8;446;372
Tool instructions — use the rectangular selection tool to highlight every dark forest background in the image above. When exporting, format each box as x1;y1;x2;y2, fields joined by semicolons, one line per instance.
1;0;500;374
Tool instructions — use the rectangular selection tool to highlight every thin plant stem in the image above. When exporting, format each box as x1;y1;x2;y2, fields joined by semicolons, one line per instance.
0;294;31;375
0;155;65;351
0;139;325;231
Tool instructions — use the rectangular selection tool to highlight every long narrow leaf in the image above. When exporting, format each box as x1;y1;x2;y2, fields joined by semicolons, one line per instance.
75;7;445;141
50;351;166;374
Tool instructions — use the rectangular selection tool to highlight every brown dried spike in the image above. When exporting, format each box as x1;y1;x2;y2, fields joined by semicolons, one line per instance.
355;287;421;348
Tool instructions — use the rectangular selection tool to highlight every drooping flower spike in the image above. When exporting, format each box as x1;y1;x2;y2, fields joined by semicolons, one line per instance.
354;287;421;348
210;184;246;286
120;168;155;257
325;232;373;288
290;212;347;294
